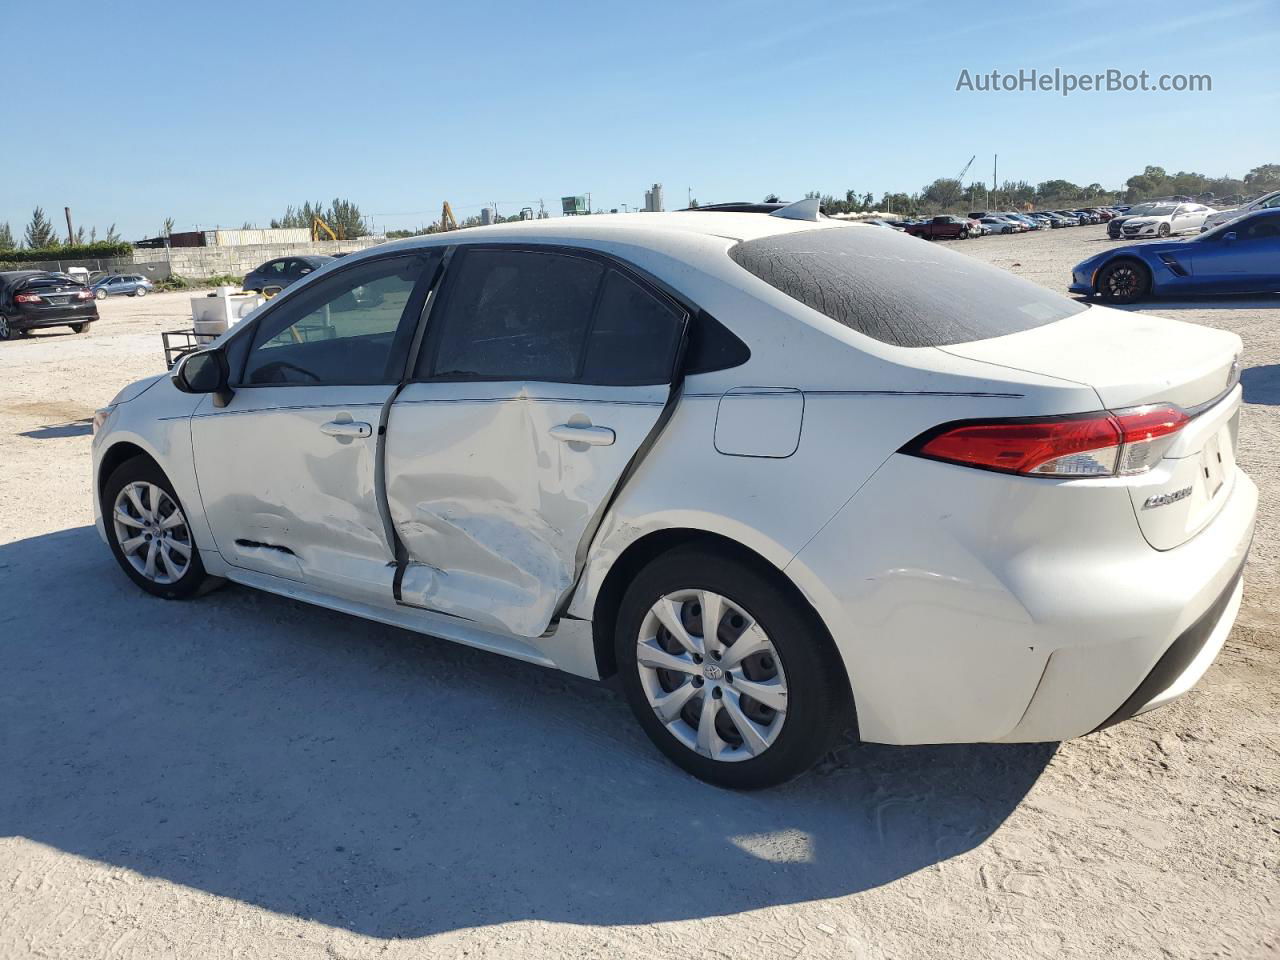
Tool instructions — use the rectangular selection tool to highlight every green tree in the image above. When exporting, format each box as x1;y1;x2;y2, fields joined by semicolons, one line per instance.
763;193;781;203
24;207;58;249
162;217;175;237
104;223;121;244
325;197;367;239
1244;164;1280;194
0;222;14;252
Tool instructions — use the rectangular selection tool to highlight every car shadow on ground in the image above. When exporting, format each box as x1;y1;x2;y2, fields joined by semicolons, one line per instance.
1241;365;1280;405
0;527;1054;938
1102;294;1280;311
18;418;93;439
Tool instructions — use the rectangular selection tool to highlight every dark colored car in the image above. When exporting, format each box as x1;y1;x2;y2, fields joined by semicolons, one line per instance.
0;270;99;339
860;218;906;231
92;274;155;299
1070;209;1280;303
903;215;973;240
242;255;335;294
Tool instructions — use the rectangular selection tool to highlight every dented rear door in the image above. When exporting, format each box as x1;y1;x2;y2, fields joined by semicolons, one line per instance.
383;246;687;638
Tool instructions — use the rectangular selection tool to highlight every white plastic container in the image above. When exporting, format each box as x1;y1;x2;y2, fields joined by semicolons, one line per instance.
191;290;265;342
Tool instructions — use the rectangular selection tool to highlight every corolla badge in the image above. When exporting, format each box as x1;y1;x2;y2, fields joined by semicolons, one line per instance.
1143;486;1192;509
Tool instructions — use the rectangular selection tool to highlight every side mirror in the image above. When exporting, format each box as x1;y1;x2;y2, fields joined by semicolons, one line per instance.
172;348;234;407
1223;231;1238;244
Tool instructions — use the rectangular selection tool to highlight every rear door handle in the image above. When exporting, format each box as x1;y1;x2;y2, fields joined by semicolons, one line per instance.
320;420;372;438
549;423;615;446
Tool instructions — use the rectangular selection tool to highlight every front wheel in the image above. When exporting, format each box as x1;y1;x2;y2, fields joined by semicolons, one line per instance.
102;456;221;599
0;315;10;340
1158;223;1171;238
615;546;851;789
135;286;147;297
1097;259;1150;304
68;323;87;334
95;288;107;300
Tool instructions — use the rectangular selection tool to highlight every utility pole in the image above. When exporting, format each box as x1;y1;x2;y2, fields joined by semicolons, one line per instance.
687;186;692;207
992;155;998;208
64;207;74;244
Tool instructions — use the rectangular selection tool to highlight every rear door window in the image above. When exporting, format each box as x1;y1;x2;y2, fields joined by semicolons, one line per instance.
728;226;1085;347
422;248;603;381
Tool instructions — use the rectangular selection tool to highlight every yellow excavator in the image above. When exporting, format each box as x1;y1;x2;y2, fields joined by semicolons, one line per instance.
311;215;338;242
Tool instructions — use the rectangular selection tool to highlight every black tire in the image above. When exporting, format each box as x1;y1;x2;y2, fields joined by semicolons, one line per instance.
68;323;87;334
102;456;221;599
615;545;852;789
135;286;147;297
0;315;10;340
959;229;970;239
95;288;107;300
1158;223;1171;238
1096;259;1150;304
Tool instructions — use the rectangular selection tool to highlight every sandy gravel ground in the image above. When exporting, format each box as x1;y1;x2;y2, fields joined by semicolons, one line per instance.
1;231;1277;960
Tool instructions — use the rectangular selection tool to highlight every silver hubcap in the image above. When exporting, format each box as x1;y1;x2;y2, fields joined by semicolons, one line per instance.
636;590;788;762
112;482;192;584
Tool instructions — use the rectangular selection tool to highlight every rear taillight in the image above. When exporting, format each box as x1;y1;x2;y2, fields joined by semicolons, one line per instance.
14;292;42;304
75;289;93;300
905;404;1189;478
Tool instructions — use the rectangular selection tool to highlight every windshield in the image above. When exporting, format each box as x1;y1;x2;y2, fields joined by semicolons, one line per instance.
728;225;1085;347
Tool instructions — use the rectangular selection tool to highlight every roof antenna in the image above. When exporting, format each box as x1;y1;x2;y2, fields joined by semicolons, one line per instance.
769;197;823;221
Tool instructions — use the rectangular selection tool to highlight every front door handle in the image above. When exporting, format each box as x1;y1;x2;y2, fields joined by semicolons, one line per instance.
549;423;615;446
320;420;372;438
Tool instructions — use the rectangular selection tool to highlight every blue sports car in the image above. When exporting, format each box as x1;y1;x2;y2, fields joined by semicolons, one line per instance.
1070;209;1280;304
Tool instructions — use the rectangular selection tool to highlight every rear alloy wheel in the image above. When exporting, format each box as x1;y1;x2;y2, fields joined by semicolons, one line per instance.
1097;259;1150;304
135;286;147;297
103;457;220;599
0;315;10;340
617;546;850;788
95;288;107;300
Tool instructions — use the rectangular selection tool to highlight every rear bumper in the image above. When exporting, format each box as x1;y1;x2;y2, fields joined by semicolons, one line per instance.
787;454;1258;746
10;308;98;329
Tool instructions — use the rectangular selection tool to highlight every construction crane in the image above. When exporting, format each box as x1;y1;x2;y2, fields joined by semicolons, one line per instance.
311;215;338;241
440;201;458;232
941;154;977;209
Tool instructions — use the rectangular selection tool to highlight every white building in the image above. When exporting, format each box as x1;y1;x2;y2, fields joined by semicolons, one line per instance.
644;183;664;212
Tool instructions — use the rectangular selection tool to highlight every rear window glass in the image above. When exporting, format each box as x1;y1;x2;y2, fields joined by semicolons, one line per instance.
727;226;1084;347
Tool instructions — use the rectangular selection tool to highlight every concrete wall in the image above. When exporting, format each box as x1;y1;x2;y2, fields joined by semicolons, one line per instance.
132;237;386;279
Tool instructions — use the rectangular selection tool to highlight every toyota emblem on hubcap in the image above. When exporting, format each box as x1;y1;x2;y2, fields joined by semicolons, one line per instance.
703;663;724;681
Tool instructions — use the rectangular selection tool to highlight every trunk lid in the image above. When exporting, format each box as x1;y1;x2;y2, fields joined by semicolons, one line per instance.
940;305;1243;549
939;305;1240;410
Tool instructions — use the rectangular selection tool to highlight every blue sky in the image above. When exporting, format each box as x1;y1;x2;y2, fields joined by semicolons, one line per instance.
5;0;1277;240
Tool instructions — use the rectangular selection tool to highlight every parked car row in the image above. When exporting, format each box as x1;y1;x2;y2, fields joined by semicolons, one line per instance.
897;206;1128;240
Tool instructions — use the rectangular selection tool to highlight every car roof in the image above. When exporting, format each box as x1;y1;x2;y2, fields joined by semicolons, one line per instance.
0;270;49;289
369;210;854;258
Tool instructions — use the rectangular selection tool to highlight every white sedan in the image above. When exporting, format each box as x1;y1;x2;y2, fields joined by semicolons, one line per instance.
92;202;1256;788
1116;202;1217;238
1200;189;1280;232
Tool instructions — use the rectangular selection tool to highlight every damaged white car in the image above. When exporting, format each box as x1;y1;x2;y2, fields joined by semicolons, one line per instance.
93;202;1255;787
1115;201;1216;239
